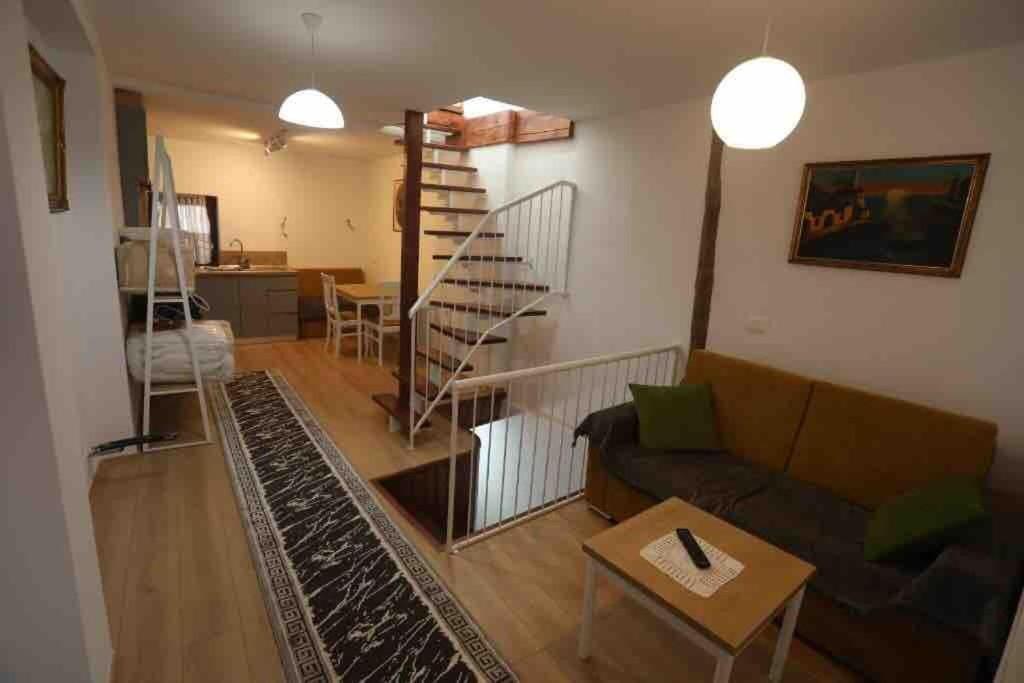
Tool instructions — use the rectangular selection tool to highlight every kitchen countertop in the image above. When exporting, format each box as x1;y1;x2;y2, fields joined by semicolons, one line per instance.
197;268;298;277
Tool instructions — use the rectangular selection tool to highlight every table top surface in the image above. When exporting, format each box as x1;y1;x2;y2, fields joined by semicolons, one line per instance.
583;497;814;653
336;282;400;300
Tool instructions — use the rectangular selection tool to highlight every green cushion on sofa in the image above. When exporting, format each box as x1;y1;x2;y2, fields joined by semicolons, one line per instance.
864;477;987;562
628;383;721;452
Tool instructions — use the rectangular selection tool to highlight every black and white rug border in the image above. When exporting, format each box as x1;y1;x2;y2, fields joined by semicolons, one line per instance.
210;370;518;683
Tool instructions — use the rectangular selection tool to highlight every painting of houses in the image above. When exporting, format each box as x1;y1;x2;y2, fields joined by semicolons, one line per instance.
789;154;989;276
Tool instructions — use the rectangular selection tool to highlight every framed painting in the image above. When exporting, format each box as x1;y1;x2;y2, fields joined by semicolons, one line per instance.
789;154;989;277
30;45;68;213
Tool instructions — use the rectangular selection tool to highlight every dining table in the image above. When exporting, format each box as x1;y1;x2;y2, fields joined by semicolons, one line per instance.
336;282;400;362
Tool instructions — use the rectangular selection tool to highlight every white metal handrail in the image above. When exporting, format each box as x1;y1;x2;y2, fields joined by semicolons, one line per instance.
454;343;685;390
409;179;578;317
407;177;578;441
444;342;685;552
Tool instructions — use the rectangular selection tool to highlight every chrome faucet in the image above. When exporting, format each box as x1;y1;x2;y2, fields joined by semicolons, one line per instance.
229;238;250;269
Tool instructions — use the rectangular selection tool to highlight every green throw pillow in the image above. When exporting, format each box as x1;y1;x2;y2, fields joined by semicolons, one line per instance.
864;477;987;563
628;383;721;452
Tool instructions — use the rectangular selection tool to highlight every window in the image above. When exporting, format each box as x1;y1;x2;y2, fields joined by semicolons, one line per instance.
149;192;220;265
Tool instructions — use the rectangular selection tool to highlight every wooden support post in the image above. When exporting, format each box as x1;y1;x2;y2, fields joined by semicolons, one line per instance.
398;110;423;411
689;130;724;352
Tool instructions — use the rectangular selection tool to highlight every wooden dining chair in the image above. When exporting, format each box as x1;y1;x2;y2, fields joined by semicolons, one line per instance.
362;281;401;366
321;272;359;356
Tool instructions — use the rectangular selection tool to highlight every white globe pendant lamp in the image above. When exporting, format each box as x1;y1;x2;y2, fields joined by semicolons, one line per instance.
279;13;345;129
711;19;805;149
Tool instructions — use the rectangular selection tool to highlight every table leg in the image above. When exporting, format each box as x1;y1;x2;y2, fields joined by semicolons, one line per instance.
769;586;805;682
713;653;734;683
578;558;597;660
357;303;363;362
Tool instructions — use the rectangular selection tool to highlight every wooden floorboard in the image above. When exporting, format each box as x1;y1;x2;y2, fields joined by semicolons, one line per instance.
90;338;861;682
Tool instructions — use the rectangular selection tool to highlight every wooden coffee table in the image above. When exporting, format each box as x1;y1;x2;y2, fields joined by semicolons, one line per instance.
580;497;815;683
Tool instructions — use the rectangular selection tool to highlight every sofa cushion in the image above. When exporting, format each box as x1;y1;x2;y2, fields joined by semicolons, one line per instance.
728;477;916;614
865;477;988;562
684;350;813;472
601;445;773;517
788;381;997;509
628;383;721;451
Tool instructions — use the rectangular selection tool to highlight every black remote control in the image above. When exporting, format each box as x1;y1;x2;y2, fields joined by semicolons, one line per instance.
676;528;711;570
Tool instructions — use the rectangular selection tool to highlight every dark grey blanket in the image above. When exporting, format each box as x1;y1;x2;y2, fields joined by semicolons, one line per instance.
575;402;1024;655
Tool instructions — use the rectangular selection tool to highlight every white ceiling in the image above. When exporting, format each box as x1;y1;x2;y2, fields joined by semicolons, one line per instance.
93;0;1024;158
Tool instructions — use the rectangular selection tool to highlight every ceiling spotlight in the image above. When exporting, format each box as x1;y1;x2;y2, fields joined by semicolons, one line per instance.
264;129;288;157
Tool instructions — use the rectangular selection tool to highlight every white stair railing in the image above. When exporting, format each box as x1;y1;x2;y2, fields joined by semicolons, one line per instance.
444;343;685;552
408;180;577;443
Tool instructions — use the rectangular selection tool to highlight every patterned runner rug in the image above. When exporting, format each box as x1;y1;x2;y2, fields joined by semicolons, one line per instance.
211;370;517;683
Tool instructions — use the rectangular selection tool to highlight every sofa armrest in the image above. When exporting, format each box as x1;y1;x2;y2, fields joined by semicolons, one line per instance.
895;543;1023;654
573;402;638;452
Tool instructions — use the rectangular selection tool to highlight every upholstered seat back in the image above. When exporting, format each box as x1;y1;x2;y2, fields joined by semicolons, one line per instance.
686;350;998;509
684;350;813;472
787;381;997;509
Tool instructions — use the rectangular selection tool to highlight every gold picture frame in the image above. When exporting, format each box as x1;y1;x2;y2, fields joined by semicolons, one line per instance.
789;154;989;277
30;45;68;213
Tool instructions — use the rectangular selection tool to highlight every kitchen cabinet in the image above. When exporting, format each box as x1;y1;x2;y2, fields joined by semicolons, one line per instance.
196;272;297;342
195;275;241;334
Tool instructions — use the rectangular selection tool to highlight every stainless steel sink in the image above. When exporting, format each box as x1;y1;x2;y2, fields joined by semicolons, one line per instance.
200;264;291;273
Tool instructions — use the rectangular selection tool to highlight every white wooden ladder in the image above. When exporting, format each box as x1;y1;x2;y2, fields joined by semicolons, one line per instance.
125;136;212;452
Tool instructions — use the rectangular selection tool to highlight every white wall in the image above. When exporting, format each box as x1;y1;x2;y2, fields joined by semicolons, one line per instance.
364;153;404;283
2;0;122;679
504;98;710;364
27;17;134;456
149;135;374;269
363;151;488;290
504;42;1024;491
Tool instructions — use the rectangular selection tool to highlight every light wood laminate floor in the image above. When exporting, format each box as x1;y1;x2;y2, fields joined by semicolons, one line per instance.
91;339;861;682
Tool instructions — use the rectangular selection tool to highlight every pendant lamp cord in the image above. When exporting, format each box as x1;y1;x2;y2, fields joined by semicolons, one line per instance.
309;24;317;89
761;17;772;56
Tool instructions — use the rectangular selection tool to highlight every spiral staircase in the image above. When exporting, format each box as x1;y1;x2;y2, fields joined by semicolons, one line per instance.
371;115;576;445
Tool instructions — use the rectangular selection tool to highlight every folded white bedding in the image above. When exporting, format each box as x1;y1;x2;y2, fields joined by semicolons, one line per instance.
126;320;235;383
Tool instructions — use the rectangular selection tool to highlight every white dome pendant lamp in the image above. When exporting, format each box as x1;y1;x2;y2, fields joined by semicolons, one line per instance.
711;18;805;149
279;12;345;129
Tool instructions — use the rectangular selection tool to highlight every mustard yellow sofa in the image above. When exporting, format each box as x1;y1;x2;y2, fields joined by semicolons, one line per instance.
583;350;1018;682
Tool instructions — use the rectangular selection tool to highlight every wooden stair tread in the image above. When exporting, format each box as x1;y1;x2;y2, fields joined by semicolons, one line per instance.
422;205;488;215
392;369;505;402
393;369;449;400
393;367;462;384
441;278;551;292
432;254;523;262
424;123;456;134
424;230;504;239
423;161;477;173
428;300;547;318
429;323;507;345
422;183;486;194
416;347;474;373
395;139;468;152
371;393;431;429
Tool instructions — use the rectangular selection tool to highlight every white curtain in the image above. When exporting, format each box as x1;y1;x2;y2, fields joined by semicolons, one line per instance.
155;193;213;264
